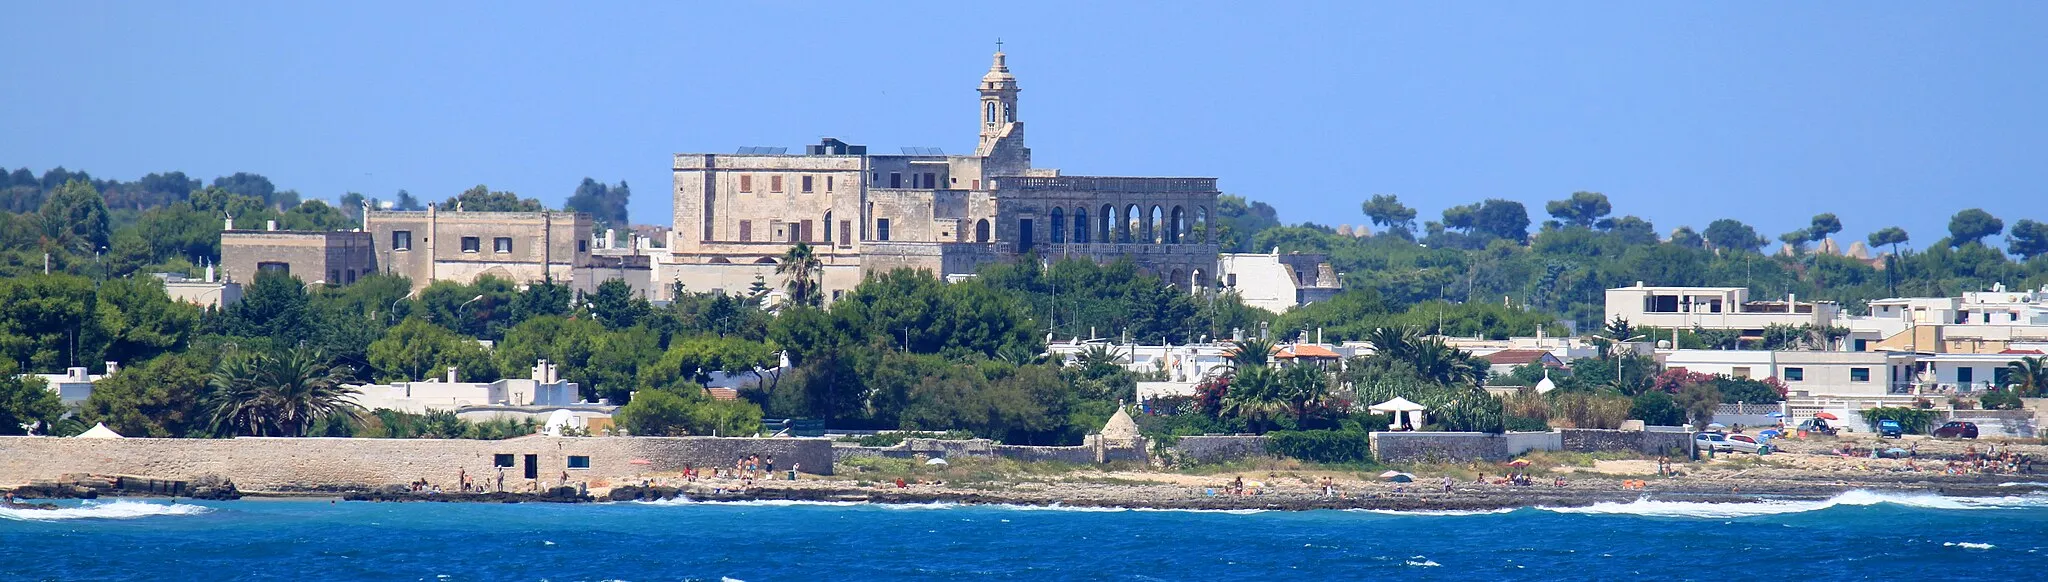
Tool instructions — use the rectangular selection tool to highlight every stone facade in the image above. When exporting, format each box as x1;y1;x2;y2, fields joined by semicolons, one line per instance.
362;208;595;293
663;51;1222;301
219;229;376;286
0;436;833;491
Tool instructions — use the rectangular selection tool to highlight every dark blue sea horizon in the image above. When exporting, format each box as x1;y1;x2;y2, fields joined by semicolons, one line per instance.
6;490;2048;581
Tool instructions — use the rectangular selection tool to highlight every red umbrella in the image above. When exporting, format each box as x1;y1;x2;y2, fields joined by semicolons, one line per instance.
1814;412;1839;420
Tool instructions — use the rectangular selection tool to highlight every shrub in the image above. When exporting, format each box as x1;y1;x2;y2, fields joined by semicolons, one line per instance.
851;430;978;448
1859;407;1938;434
1264;430;1372;464
1505;415;1551;432
1550;392;1631;429
1982;390;2024;411
1628;391;1686;426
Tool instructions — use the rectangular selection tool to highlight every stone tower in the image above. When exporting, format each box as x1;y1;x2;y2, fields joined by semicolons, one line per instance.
978;48;1020;144
975;47;1032;176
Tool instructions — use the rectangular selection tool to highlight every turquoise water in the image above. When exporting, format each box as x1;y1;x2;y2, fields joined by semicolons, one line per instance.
6;491;2048;581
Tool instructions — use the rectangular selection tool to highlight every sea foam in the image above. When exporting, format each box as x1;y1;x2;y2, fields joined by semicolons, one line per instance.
0;500;212;521
1538;490;2041;518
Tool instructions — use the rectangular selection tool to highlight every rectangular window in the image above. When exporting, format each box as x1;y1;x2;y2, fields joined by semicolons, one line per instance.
461;236;480;253
826;176;835;192
1958;367;1974;383
801;175;814;193
877;218;891;241
1226;273;1238;287
494;237;512;253
1850;368;1870;382
493;454;515;468
258;262;290;274
392;230;412;251
346;269;357;284
1853;339;1869;351
567;455;590;469
329;269;340;284
840;220;852;246
740;175;753;193
832;289;844;301
1732;366;1751;379
972;179;981;190
800;220;813;242
771;175;783;193
889;172;902;188
922;173;935;189
1784;367;1804;382
739;220;753;242
577;240;588;253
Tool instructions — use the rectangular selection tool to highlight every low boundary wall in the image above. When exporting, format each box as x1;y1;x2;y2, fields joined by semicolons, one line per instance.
0;435;833;491
1373;429;1695;463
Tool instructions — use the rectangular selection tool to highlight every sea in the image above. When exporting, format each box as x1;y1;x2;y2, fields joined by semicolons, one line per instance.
7;489;2048;581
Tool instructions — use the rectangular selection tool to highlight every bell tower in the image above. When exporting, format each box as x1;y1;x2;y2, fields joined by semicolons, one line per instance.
978;43;1020;143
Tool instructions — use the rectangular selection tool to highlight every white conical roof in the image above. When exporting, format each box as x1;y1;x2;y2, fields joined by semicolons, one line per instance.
76;422;123;439
1535;376;1558;394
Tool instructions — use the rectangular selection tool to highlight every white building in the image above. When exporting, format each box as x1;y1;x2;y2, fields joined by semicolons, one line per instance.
1606;283;1839;334
156;269;241;309
1850;284;2048;354
348;360;582;414
30;363;117;406
1216;251;1342;313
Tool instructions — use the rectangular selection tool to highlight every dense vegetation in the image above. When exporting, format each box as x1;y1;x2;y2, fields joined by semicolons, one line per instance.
11;166;2048;445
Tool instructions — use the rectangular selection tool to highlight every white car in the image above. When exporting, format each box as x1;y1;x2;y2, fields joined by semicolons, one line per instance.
1696;432;1765;454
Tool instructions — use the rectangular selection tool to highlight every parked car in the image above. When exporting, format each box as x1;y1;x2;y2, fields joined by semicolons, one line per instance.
1798;418;1839;436
1696;432;1765;454
1877;419;1903;439
1724;433;1768;454
1932;421;1979;439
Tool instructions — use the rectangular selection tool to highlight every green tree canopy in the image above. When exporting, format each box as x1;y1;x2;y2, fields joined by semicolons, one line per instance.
1949;208;2004;247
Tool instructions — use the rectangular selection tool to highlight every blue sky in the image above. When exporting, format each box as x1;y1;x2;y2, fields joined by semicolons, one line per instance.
4;2;2045;250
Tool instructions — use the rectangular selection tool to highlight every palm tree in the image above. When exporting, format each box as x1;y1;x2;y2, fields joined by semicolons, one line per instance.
1277;363;1331;422
1224;336;1277;372
2005;356;2048;397
1410;338;1485;387
209;346;362;437
1363;325;1420;362
1220;364;1287;432
775;242;823;308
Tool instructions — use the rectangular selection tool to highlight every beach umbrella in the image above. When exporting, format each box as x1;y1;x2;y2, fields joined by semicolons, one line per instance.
1766;412;1785;418
1385;473;1414;483
925;457;949;465
1506;459;1531;468
1814;412;1839;420
1760;429;1781;439
1706;423;1727;430
1379;470;1406;478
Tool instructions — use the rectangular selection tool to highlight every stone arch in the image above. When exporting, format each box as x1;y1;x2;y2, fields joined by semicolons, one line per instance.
753;257;777;264
1098;204;1115;243
1169;206;1185;244
1170;269;1185;288
1050;208;1065;243
1125;204;1142;243
823;211;833;245
1193;268;1208;288
1196;206;1210;243
707;257;732;264
1074;207;1090;244
1148;205;1164;244
975;219;991;243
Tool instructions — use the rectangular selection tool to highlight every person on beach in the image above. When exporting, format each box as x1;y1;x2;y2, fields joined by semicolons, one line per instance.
1441;476;1453;493
895;477;908;489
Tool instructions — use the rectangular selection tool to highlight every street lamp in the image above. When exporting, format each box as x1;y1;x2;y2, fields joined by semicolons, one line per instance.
1614;334;1647;389
457;294;485;333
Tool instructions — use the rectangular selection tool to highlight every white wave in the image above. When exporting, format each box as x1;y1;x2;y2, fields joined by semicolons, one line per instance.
1352;508;1517;517
1945;542;1995;549
1539;490;2035;518
1998;482;2048;488
1404;556;1440;567
0;499;212;521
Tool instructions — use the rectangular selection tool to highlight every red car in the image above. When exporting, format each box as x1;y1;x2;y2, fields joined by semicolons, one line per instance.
1931;421;1979;439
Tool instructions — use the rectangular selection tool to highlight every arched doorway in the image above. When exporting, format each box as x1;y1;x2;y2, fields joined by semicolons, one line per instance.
1050;208;1065;243
1196;206;1210;243
975;219;991;243
1148;205;1163;244
1169;206;1185;244
1126;204;1142;243
1098;204;1114;243
1074;207;1090;244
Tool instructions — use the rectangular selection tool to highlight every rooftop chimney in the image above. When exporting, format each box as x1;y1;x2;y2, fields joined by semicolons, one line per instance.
105;361;118;376
447;366;459;383
265;219;277;231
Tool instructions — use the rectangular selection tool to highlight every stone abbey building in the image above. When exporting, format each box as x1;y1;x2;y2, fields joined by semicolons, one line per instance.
665;51;1223;299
